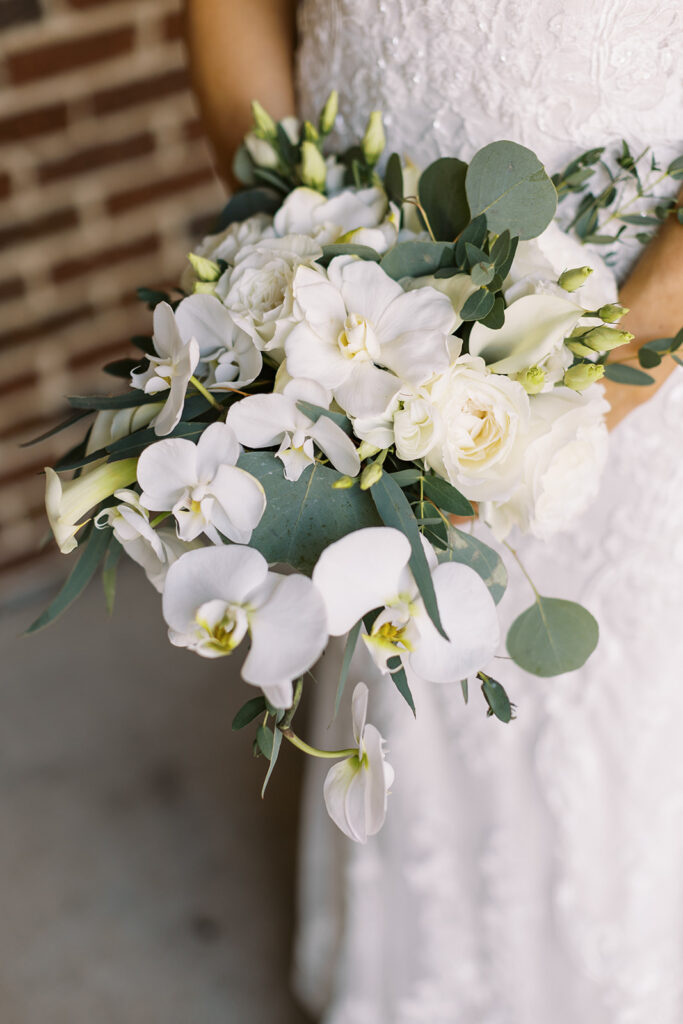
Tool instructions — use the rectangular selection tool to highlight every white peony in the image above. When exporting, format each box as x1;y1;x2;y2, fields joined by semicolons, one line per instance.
216;235;322;352
484;385;609;541
392;387;442;461
426;355;530;502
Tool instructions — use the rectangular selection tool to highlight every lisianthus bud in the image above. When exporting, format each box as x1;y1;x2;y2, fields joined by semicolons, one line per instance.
193;281;217;295
187;252;221;282
558;265;593;292
332;475;355;490
362;111;385;166
567;339;597;358
360;462;383;490
357;440;381;459
244;132;279;169
563;363;605;391
582;326;634;352
251;99;277;138
597;302;629;323
303;120;319;143
514;365;546;395
319;90;339;135
299;140;327;190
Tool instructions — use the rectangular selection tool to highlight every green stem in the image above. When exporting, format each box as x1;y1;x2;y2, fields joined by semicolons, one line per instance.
279;677;303;732
189;376;222;411
503;541;540;599
280;728;357;760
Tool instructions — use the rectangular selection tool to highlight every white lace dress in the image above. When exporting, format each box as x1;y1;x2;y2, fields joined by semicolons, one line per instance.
293;4;683;1021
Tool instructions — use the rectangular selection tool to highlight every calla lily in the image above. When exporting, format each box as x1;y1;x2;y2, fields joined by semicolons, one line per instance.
323;682;394;843
162;545;328;708
136;421;266;544
285;256;456;418
312;527;500;682
85;403;162;457
227;392;360;481
130;302;200;437
45;458;138;554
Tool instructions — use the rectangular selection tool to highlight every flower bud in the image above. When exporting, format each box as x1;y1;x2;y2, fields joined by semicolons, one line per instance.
566;339;597;359
303;120;319;143
357;440;381;460
582;326;634;352
514;365;546;395
563;363;605;391
193;281;217;295
319;90;339;135
187;252;221;282
299;140;327;190
362;110;385;166
597;302;629;323
558;265;594;292
332;475;355;490
251;99;277;138
244;131;279;169
360;462;383;490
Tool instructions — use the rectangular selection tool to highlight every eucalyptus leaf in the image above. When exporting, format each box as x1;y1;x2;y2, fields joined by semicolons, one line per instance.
239;452;380;573
454;214;487;264
418;157;470;241
232;696;268;730
136;287;170;309
261;725;283;797
465;141;557;239
480;295;506;329
26;526;112;634
667;155;683;180
388;469;423;486
603;364;654;386
102;537;122;615
471;262;495;287
638;347;662;369
334;620;362;720
296;401;352;434
103;358;141;379
21;410;92;448
380;240;454;279
371;473;446;638
438;527;508;605
68;391;162;411
384;152;404;208
214;187;282;231
387;657;416;715
106;420;206;461
422;475;474;517
480;675;513;723
319;243;381;266
460;287;495;321
507;596;599;677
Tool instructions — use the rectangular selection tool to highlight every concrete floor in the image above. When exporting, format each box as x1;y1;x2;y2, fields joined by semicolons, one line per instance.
1;561;313;1024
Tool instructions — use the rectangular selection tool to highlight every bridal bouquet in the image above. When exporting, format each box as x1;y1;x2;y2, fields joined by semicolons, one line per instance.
31;94;683;842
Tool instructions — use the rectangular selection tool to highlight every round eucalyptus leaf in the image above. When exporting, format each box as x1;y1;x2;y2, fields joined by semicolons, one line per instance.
507;597;599;677
465;142;557;240
380;240;454;280
418;157;470;241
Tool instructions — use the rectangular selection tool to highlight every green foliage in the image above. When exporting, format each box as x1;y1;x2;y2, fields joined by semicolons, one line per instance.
27;526;112;634
460;287;495;321
239;452;381;573
479;674;514;722
102;537;122;615
507;596;599;677
136;287;170;310
422;475;473;517
667;155;683;179
465;141;557;239
103;358;142;379
22;411;92;448
380;240;454;279
232;695;268;730
296;401;352;434
384;152;404;208
319;243;381;266
334;620;362;720
261;725;283;797
603;364;654;386
214;187;282;231
436;527;508;605
418;157;470;240
387;656;416;715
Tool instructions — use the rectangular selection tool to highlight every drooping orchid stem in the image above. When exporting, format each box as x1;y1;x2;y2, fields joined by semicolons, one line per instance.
279;728;357;760
189;375;222;411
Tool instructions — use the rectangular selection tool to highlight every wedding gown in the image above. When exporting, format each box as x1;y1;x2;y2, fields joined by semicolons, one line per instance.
293;3;683;1021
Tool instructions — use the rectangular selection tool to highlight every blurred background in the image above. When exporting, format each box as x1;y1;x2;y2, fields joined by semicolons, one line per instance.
1;2;309;1020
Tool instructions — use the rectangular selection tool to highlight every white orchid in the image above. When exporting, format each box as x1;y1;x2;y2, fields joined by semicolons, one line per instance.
323;682;394;843
174;293;262;392
312;527;500;681
130;302;200;437
285;256;457;419
136;422;265;544
95;489;199;592
162;545;328;708
216;234;322;351
45;458;138;554
227;392;360;481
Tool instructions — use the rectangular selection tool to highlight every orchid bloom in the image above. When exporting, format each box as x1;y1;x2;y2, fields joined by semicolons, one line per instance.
174;293;262;392
45;458;138;554
136;422;266;544
323;682;394;843
95;489;199;592
227;392;360;481
312;527;500;681
130;302;200;437
162;545;328;708
285;256;457;419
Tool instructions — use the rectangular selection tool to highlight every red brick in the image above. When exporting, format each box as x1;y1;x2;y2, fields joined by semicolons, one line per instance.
183;118;205;141
92;68;188;115
0;173;11;199
0;103;67;145
163;9;184;40
0;370;38;401
7;26;135;84
107;166;214;214
0;0;41;29
0;304;93;352
0;546;54;577
52;233;160;283
0;277;25;303
68;336;132;371
0;208;79;250
38;132;156;183
68;0;132;6
0;459;46;491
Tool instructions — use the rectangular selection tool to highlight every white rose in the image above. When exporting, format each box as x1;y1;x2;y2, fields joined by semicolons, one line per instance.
484;385;609;541
505;220;618;312
215;234;322;352
273;185;389;247
194;213;276;266
426;355;530;502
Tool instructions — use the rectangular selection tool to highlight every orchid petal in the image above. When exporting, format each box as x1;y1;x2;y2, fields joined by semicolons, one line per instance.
333;362;400;419
137;438;197;510
363;723;391;837
175;293;242;358
285;321;350;389
323;759;364;842
195;421;241;479
380;329;450;385
351;681;368;746
309;415;360;476
162;545;268;632
152;301;182;359
209;464;266;540
376;284;457;342
292;264;346;329
227;393;299;448
332;258;403;325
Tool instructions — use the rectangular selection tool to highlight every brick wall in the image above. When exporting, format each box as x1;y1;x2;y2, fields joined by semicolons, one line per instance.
0;0;225;581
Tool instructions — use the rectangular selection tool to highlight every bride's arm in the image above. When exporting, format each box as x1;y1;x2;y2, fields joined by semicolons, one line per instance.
605;188;683;429
183;0;298;187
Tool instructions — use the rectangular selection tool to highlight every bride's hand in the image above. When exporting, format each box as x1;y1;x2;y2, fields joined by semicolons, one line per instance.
604;188;683;431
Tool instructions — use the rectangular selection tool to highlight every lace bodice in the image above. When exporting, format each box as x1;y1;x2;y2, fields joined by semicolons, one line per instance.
297;0;683;279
